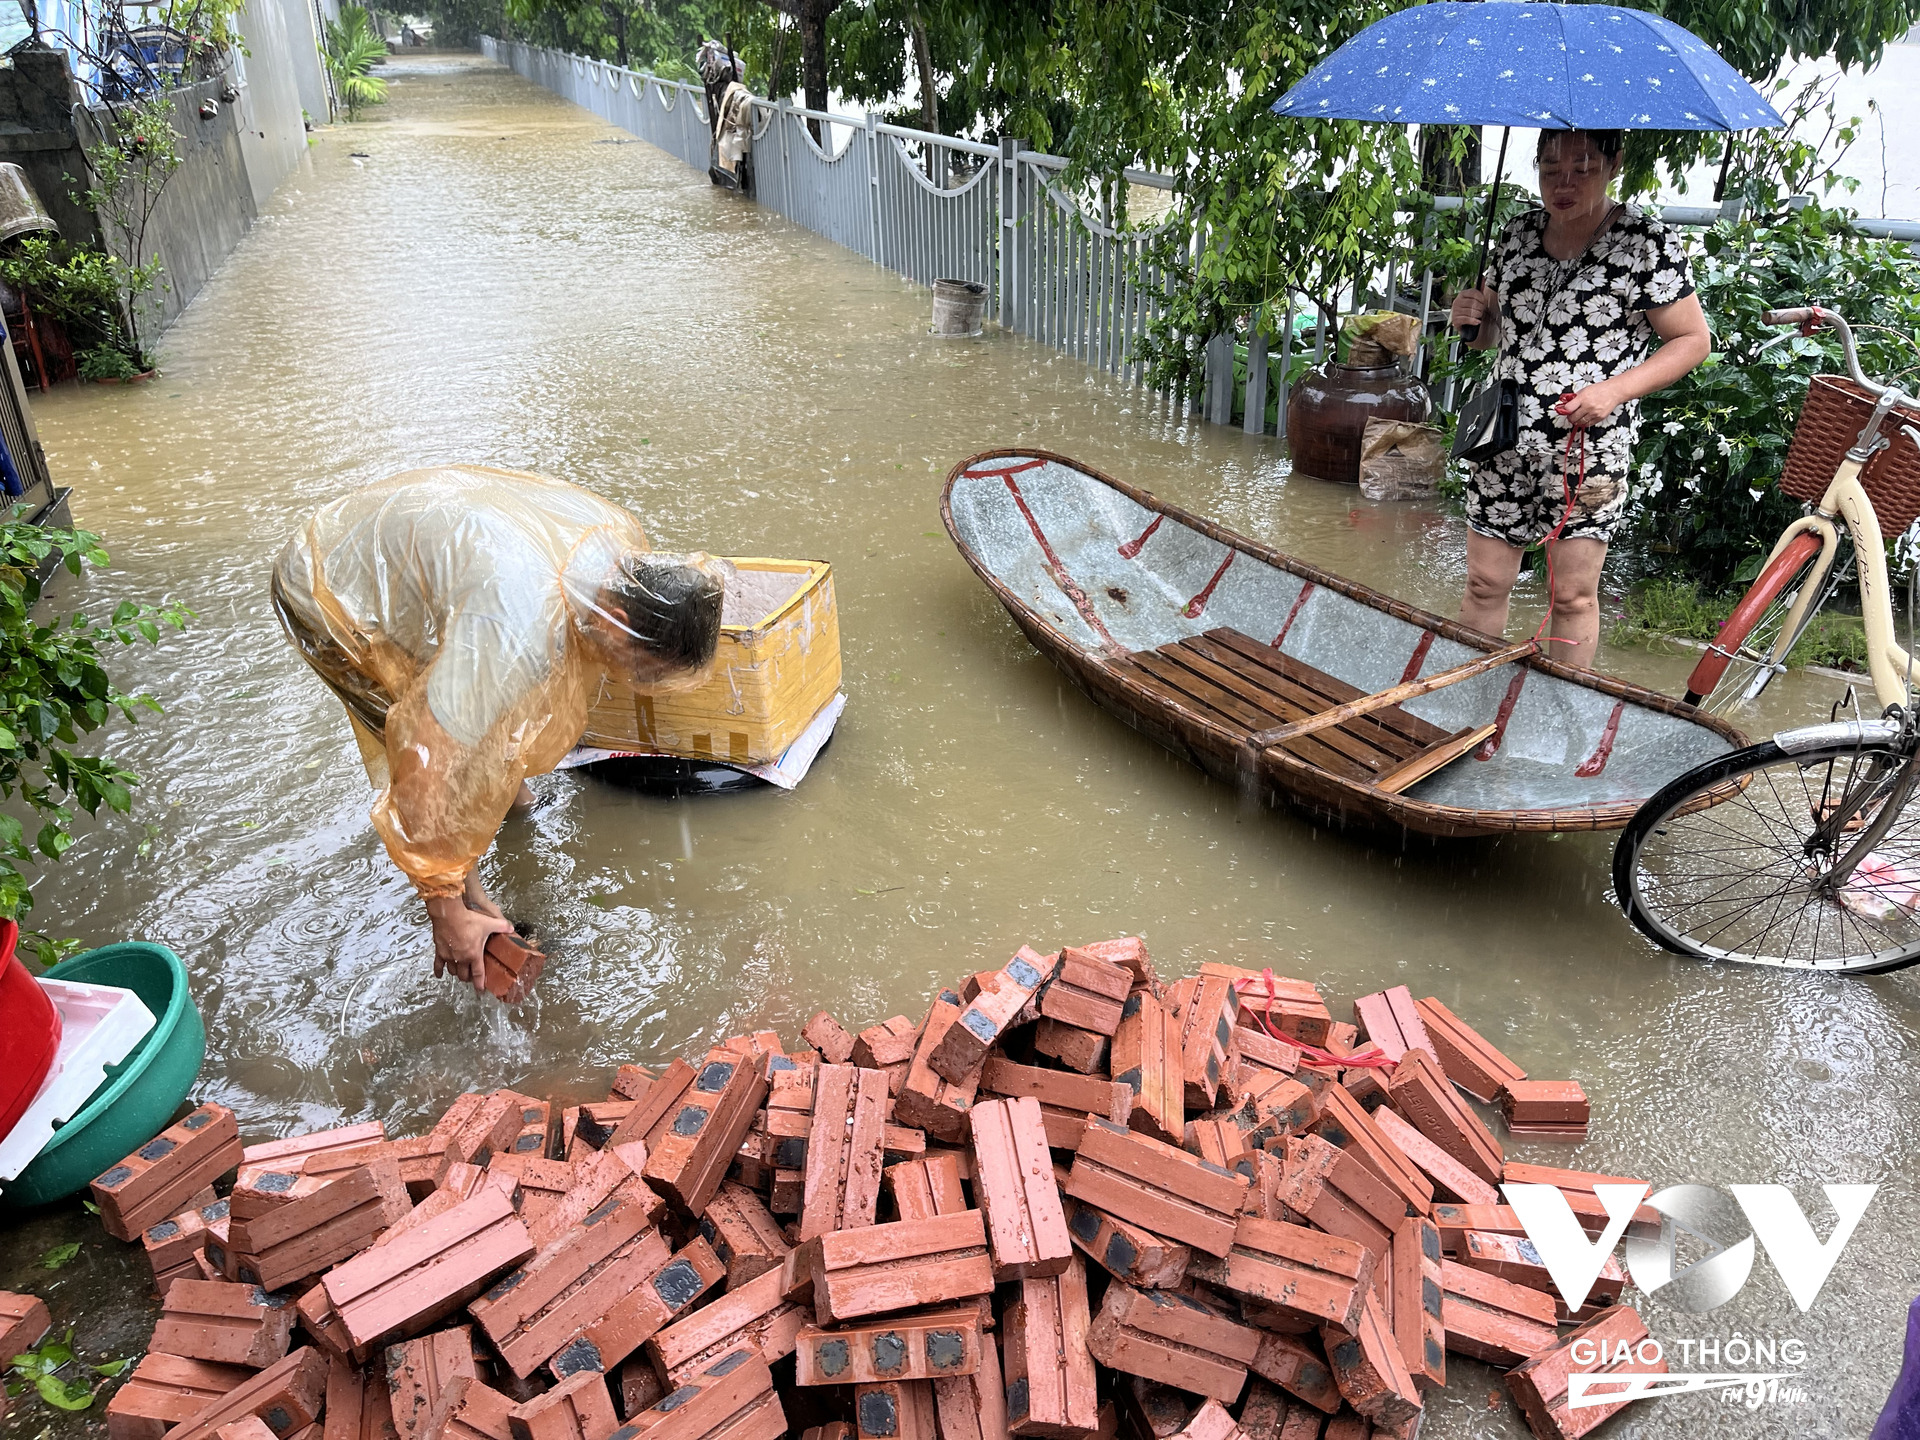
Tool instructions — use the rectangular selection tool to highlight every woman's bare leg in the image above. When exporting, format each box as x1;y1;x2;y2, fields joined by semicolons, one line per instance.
1460;531;1527;639
1544;536;1608;670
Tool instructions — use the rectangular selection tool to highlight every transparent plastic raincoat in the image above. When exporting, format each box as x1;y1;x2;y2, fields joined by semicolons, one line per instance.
272;465;722;899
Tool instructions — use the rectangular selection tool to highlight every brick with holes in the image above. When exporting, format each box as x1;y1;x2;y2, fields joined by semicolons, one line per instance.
1320;1292;1420;1429
792;1307;981;1386
791;1211;994;1326
1110;992;1185;1144
1348;989;1433;1067
1058;1185;1190;1290
242;1124;388;1177
1171;968;1244;1111
145;1200;233;1300
1248;1333;1340;1416
693;1183;789;1290
505;1372;617;1440
1368;1111;1497;1208
220;1168;390;1292
1202;968;1329;1049
1387;1220;1444;1393
1309;1089;1430;1218
1438;1259;1556;1367
1065;1117;1249;1258
644;1051;770;1217
1504;1305;1665;1440
929;948;1056;1084
894;995;981;1143
1410;1000;1525;1104
981;1060;1131;1152
1032;1020;1111;1076
884;1154;968;1221
151;1280;296;1368
1458;1231;1624;1305
851;1379;935;1440
800;1064;888;1241
1274;1137;1400;1280
620;1350;785;1440
1384;1053;1500;1188
932;1336;1009;1440
599;1062;697;1158
547;1239;728;1380
92;1104;243;1242
1002;1253;1099;1437
383;1327;478;1440
323;1187;534;1351
1084;1280;1256;1405
159;1347;330;1440
1042;947;1134;1036
969;1097;1073;1280
107;1354;253;1440
532;1155;662;1253
1183;1119;1255;1184
643;1260;810;1389
1184;1215;1375;1335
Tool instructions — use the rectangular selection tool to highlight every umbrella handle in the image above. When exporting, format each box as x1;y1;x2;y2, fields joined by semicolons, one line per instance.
1457;126;1511;347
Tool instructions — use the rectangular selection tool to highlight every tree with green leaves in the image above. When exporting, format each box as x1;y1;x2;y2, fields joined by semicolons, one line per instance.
326;6;392;118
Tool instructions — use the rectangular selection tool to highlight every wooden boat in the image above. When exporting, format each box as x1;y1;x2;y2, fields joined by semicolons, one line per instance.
941;449;1749;838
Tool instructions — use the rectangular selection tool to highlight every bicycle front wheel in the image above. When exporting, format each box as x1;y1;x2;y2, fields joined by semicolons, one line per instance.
1615;738;1920;972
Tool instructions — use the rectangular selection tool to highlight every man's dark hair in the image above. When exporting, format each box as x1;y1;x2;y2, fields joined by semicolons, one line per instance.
1538;128;1624;161
606;555;723;677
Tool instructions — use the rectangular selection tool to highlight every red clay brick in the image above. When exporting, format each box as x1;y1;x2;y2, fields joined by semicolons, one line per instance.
882;1122;924;1165
533;1155;660;1253
1116;1375;1192;1440
1383;1052;1500;1188
932;1337;1009;1440
883;1154;968;1222
1320;1292;1419;1429
505;1372;617;1440
696;1183;790;1290
1231;1028;1302;1083
1044;949;1133;1036
801;1426;852;1440
1185;1215;1374;1334
216;1417;279;1440
791;1212;994;1326
1203;968;1330;1048
1058;1184;1190;1290
1084;1279;1256;1404
1169;1400;1244;1440
895;997;981;1143
851;1016;919;1070
1111;993;1185;1145
1501;1082;1589;1125
1032;1019;1111;1075
1438;1259;1556;1367
1065;1119;1248;1258
1368;1110;1497;1208
93;1104;244;1242
602;1062;697;1155
643;1264;809;1389
970;1097;1072;1280
1233;1381;1287;1440
1309;1089;1431;1218
152;1280;295;1368
1458;1231;1623;1304
549;1238;728;1379
852;1378;934;1440
480;934;544;1006
1225;1074;1315;1154
1238;1152;1301;1225
108;1354;252;1440
242;1124;387;1174
792;1307;981;1385
624;1350;785;1440
1248;1333;1340;1416
1338;1073;1389;1115
1002;1254;1099;1437
487;1157;574;1233
1179;968;1250;1110
644;1051;770;1217
1386;1221;1443;1394
610;1067;657;1103
1348;989;1433;1067
929;949;1055;1083
144;1203;231;1291
160;1346;330;1440
1274;1406;1325;1440
384;1327;478;1440
573;1106;637;1154
446;1385;516;1440
321;1358;370;1440
1274;1137;1401;1268
323;1188;534;1351
800;1064;888;1241
802;1014;856;1066
1318;1415;1364;1440
619;1359;665;1419
1504;1306;1664;1440
1183;1120;1254;1184
981;1060;1129;1151
220;1168;389;1292
1411;999;1525;1105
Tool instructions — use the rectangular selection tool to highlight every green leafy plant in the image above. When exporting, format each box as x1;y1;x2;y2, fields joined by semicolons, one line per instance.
1610;579;1871;672
0;517;190;966
41;1242;80;1268
77;345;142;381
326;7;392;118
4;1329;129;1413
74;92;179;369
0;238;126;354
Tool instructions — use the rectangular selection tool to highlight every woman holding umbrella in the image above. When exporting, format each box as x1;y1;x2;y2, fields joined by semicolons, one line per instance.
1448;127;1711;670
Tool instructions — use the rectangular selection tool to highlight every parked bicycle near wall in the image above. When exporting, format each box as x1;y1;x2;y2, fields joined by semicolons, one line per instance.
1615;306;1920;972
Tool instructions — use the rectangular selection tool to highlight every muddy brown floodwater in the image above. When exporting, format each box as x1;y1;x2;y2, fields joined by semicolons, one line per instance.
2;53;1915;1440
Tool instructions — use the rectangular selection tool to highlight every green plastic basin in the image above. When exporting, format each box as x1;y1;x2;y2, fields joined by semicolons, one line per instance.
2;941;206;1209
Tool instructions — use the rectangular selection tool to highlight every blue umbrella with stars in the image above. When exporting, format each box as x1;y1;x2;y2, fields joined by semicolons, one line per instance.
1272;2;1783;337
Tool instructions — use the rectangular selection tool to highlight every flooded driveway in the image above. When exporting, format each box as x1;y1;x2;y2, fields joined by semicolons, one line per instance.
1;54;1914;1439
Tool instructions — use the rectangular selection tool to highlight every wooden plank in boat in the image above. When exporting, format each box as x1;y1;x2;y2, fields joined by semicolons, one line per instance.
1374;724;1500;796
1145;644;1413;777
1200;628;1452;750
1124;651;1381;783
1168;636;1422;767
1248;642;1536;752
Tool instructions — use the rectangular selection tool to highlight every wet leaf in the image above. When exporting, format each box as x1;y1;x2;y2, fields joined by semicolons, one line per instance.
35;1374;94;1410
91;1359;130;1378
41;1243;79;1269
81;1200;99;1215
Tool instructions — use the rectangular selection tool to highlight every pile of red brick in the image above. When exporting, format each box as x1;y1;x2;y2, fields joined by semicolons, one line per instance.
26;940;1669;1440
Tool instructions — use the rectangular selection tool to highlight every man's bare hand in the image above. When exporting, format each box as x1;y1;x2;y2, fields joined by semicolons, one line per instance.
426;894;515;993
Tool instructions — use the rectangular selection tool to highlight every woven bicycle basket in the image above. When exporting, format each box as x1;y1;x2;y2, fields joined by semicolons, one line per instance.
1779;374;1920;534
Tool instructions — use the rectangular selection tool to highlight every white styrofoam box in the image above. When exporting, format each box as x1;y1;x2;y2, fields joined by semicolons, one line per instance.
0;978;157;1182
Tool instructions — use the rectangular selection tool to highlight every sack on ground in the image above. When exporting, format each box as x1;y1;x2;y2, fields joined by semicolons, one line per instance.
1359;418;1445;500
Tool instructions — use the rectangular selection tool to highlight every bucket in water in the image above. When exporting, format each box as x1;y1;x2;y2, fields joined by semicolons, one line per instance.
931;278;986;337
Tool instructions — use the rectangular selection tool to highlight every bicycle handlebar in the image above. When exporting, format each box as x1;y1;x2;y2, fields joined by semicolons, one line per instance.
1762;306;1880;394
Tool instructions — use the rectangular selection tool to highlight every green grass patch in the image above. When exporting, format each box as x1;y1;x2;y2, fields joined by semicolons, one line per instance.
1610;580;1870;672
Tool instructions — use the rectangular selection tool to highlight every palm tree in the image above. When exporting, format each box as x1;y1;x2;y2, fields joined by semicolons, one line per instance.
325;7;391;119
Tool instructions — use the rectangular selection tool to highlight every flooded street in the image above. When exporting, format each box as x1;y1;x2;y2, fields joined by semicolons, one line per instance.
3;53;1916;1439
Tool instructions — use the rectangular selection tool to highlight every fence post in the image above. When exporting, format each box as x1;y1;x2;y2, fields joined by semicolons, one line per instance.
1204;331;1234;425
1244;326;1268;436
777;99;791;218
1276;302;1294;438
865;111;881;262
999;138;1023;333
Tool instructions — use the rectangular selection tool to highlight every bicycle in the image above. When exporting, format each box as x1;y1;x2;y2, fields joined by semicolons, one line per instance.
1614;305;1920;972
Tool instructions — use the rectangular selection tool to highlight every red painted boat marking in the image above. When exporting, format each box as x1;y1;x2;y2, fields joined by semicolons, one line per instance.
1182;550;1237;620
1118;514;1164;559
1574;701;1626;778
1271;583;1316;650
1399;632;1435;685
1001;475;1127;657
1475;668;1529;761
962;458;1048;482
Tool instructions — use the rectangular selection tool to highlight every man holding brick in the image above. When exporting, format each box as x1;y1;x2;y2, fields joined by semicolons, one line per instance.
272;465;724;990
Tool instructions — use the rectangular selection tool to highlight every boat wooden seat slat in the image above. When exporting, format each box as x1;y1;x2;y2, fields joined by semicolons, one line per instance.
1177;632;1439;757
1200;628;1451;749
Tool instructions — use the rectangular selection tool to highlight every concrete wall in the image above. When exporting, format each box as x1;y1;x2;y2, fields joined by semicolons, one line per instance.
278;0;337;124
233;0;312;211
0;47;99;246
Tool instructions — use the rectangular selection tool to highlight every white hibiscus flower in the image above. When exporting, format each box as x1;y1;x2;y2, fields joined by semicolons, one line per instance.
1487;501;1523;526
1560;326;1592;359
